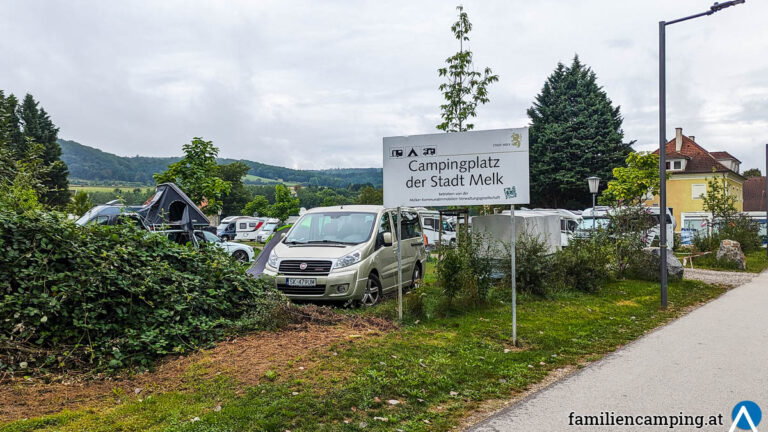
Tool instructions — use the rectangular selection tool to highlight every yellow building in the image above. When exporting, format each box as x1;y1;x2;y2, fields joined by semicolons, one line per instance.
644;128;744;233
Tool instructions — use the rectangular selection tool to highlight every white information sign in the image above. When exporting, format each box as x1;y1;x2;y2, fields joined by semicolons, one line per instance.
382;128;529;207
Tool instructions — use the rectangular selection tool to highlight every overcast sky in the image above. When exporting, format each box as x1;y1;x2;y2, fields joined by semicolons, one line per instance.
1;0;766;172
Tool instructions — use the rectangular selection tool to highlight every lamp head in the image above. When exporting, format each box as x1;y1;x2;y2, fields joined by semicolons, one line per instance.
711;0;745;13
587;176;600;194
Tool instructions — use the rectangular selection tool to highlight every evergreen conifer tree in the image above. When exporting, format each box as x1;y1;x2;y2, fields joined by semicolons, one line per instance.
527;56;633;208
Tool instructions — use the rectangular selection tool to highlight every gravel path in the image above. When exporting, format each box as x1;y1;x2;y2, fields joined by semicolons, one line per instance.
683;268;757;286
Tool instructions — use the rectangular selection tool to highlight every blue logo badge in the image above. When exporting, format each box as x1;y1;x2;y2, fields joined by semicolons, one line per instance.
730;401;761;431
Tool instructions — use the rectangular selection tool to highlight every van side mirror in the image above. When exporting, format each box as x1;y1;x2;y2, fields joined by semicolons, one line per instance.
280;232;286;239
382;232;393;246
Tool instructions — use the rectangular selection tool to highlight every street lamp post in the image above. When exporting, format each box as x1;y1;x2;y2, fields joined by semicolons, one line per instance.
587;176;600;233
658;0;745;309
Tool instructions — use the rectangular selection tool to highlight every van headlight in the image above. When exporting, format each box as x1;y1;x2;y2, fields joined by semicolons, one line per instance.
334;249;362;269
267;250;279;268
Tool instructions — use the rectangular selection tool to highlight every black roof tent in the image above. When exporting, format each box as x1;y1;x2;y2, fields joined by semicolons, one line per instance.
136;183;209;230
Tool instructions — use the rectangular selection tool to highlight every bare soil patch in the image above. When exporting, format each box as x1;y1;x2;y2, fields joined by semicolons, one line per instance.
0;306;395;422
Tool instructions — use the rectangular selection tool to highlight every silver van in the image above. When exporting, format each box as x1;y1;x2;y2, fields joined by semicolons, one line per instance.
262;205;427;306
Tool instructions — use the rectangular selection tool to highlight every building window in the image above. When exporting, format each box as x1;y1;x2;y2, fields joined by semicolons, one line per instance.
673;161;682;170
666;162;670;170
692;184;706;200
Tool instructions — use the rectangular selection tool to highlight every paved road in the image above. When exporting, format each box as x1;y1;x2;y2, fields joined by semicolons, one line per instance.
468;271;768;431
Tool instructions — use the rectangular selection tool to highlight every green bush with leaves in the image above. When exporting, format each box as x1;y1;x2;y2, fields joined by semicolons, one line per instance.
716;215;762;253
0;210;285;374
514;232;553;296
436;232;495;307
553;235;611;293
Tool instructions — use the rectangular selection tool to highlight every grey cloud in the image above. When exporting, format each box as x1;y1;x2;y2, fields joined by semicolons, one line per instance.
1;0;765;172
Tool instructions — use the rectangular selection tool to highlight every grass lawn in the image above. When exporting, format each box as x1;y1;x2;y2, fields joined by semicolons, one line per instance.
243;174;298;186
681;250;768;273
69;186;154;193
1;268;726;432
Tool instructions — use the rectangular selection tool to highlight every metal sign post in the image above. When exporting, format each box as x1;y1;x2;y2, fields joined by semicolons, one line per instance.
396;207;403;321
511;206;517;345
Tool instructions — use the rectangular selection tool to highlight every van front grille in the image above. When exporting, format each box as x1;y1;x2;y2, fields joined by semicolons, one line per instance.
276;284;327;295
279;260;332;276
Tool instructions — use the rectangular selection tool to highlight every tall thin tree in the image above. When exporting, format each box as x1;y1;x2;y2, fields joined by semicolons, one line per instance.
437;5;499;133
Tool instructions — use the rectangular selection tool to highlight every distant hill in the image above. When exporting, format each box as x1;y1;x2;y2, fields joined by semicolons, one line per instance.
59;139;382;188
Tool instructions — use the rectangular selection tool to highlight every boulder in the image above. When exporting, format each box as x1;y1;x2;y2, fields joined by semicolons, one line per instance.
639;247;684;282
716;239;746;270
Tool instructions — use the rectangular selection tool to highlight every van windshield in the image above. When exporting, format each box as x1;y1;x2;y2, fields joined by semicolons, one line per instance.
285;212;376;245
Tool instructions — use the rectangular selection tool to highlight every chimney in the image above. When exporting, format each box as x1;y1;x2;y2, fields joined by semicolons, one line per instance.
675;128;683;152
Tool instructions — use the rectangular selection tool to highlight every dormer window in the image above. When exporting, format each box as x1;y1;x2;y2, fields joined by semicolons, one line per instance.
666;159;685;171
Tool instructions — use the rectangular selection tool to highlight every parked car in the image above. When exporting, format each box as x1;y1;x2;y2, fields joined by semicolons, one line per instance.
159;229;255;263
75;202;144;226
262;205;427;306
256;218;280;243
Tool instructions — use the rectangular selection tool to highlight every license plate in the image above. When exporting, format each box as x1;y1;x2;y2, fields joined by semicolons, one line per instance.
287;278;317;287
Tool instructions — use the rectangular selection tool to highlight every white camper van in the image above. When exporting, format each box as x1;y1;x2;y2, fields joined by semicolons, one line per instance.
417;209;456;249
255;218;280;243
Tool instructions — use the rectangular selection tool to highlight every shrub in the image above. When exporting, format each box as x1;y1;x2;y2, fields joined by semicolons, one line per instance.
513;232;552;296
553;236;610;293
436;232;495;306
607;206;656;278
0;210;285;374
716;215;761;253
692;231;719;253
692;215;761;254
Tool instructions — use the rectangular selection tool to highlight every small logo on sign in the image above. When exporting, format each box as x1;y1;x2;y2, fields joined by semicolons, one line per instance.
423;147;436;156
511;133;521;148
407;148;419;157
730;401;761;432
390;148;403;158
504;187;517;199
299;262;308;270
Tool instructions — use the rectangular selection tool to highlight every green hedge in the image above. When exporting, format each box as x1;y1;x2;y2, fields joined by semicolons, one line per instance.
0;210;285;373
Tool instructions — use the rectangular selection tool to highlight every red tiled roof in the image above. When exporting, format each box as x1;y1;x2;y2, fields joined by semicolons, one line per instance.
652;134;740;176
710;151;741;163
743;176;767;212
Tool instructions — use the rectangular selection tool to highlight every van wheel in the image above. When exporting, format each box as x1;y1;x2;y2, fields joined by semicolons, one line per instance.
360;274;382;307
232;250;248;263
410;264;422;290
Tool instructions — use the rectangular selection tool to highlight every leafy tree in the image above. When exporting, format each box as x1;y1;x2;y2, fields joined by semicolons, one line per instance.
742;168;761;179
268;184;300;222
357;185;383;205
527;56;633;208
0;92;69;208
68;190;94;217
701;173;737;224
243;195;270;217
0;143;48;213
600;152;665;206
437;5;499;132
154;137;231;215
218;161;252;217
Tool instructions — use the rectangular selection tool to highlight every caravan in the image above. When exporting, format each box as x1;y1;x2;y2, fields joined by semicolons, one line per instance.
417;209;456;249
256;218;281;243
216;216;265;241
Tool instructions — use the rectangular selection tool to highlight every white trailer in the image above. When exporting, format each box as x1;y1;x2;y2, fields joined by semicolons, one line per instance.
417;209;456;249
